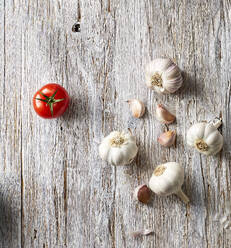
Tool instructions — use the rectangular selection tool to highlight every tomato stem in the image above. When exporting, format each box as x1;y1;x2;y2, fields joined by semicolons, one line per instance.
36;90;64;116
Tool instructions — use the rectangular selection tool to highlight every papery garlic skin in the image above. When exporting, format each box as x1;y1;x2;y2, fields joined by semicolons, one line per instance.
149;162;189;204
127;99;145;118
156;104;176;124
145;58;183;94
130;229;154;237
187;120;223;156
99;131;138;166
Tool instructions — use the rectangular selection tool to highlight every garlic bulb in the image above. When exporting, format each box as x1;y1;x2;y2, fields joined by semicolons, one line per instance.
187;118;223;156
99;131;138;166
158;130;176;147
156;104;175;124
149;162;189;204
134;184;151;204
126;99;145;118
145;58;183;94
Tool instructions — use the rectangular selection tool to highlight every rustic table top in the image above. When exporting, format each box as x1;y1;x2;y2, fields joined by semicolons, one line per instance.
0;1;231;247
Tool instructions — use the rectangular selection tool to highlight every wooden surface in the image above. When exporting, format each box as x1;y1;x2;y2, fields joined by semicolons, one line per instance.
0;0;231;247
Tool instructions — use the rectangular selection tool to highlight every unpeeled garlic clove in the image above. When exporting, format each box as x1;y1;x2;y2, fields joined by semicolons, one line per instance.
134;184;151;204
127;99;145;118
158;130;176;147
155;104;175;124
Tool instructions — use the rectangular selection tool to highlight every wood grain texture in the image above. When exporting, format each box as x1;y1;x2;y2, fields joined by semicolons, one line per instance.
0;0;22;247
0;0;231;247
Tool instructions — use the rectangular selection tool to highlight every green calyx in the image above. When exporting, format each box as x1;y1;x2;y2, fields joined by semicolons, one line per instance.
36;90;64;116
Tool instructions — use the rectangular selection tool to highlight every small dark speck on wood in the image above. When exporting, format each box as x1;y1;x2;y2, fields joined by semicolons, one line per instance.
34;229;37;239
72;22;81;32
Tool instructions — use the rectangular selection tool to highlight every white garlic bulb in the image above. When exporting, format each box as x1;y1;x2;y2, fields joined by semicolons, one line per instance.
126;99;145;118
187;118;223;156
99;131;138;166
149;162;189;204
145;58;183;94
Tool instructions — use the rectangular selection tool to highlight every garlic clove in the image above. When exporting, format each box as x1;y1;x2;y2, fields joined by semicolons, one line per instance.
158;130;176;147
155;104;176;124
126;99;145;118
134;184;151;204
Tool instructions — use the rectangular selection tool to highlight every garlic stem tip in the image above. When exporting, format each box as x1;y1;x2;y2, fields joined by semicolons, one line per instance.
176;189;189;204
212;117;222;129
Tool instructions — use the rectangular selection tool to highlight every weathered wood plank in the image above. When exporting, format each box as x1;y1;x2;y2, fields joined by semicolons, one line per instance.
63;1;117;247
0;0;22;247
20;1;71;247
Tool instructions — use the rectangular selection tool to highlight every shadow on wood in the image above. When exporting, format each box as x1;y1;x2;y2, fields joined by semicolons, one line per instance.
0;177;21;247
60;96;88;122
177;71;204;98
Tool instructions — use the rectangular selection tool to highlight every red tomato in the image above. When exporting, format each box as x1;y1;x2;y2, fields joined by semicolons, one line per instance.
33;83;70;119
